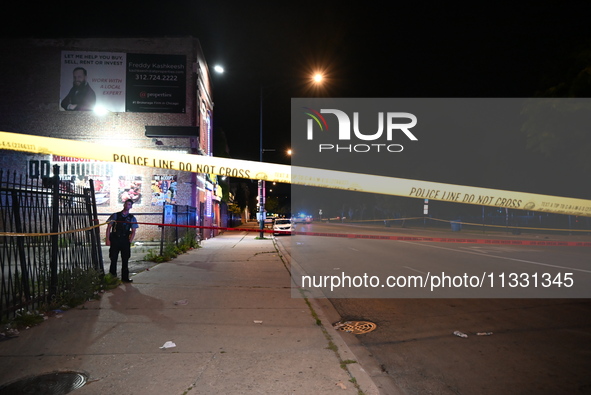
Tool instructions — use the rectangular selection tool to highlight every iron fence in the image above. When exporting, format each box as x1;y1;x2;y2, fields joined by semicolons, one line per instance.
0;166;102;321
159;204;198;254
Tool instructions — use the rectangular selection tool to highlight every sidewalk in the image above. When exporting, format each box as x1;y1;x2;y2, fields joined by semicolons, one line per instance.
0;223;380;394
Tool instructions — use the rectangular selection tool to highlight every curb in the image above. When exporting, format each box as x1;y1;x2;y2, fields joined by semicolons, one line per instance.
274;237;402;395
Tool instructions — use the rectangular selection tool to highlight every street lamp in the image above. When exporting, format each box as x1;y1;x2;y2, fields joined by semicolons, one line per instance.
257;73;322;238
258;87;266;238
257;87;284;238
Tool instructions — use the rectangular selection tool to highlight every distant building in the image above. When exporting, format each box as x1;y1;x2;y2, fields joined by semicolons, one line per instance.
0;37;221;241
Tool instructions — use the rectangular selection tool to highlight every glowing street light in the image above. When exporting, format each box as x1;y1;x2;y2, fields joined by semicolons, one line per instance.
303;69;328;96
257;72;322;237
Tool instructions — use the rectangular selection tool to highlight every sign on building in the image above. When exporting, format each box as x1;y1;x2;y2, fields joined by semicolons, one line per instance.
59;51;186;113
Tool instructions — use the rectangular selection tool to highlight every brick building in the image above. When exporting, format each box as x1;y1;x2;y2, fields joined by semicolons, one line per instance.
0;37;221;241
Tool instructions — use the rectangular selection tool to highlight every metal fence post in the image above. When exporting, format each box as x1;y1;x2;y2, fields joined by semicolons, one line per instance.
174;204;179;246
49;165;60;301
90;180;104;273
86;180;104;273
11;189;31;301
160;204;165;256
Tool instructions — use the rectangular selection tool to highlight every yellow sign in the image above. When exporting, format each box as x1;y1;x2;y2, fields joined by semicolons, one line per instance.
1;131;590;217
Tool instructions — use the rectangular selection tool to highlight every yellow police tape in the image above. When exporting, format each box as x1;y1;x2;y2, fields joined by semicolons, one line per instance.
323;217;591;233
0;223;106;237
425;217;591;233
1;131;590;217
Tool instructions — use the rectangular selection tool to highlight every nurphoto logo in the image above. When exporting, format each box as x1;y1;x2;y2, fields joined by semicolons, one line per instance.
303;107;418;153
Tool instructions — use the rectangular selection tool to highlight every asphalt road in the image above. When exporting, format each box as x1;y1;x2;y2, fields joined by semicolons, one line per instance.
276;222;591;395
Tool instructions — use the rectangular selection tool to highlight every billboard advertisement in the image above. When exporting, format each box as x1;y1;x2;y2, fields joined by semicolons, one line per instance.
126;53;186;113
59;51;186;113
60;51;126;112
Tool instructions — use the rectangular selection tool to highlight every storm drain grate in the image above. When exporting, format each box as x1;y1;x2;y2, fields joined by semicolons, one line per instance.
0;371;87;394
333;320;377;334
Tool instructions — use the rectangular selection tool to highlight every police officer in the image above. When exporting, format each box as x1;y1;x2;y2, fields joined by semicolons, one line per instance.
106;199;139;282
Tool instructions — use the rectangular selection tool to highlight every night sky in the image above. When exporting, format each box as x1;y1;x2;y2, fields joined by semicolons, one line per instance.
3;2;591;199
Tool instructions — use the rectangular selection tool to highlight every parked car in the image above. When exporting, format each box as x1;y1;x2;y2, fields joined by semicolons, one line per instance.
273;218;294;235
294;215;312;223
257;216;275;228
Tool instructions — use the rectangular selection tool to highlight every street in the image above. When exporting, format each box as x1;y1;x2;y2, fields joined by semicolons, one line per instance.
275;222;591;394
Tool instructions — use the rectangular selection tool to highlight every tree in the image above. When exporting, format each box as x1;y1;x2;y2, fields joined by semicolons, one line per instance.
521;99;591;172
535;40;591;98
521;42;591;198
265;196;280;214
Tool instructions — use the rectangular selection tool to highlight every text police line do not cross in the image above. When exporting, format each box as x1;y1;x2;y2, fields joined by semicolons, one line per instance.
1;131;591;217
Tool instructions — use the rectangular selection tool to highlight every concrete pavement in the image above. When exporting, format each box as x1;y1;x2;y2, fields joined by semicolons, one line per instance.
0;223;381;394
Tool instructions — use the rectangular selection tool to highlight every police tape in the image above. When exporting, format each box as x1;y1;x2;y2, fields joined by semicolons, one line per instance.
2;220;589;247
425;217;591;233
292;231;591;247
0;221;274;237
0;222;106;237
346;217;591;233
146;222;590;246
138;222;591;246
1;131;590;217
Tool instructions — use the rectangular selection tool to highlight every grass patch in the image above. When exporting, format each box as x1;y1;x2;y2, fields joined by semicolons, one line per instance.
341;359;357;370
144;231;201;263
1;268;121;333
46;268;121;311
303;297;322;326
11;309;45;329
326;340;338;352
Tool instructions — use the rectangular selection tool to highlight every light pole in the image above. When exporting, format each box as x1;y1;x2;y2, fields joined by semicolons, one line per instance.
257;87;279;237
258;87;266;238
257;73;323;238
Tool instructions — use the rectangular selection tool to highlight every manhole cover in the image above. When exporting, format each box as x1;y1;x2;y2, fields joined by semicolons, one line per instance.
0;371;87;395
333;320;377;334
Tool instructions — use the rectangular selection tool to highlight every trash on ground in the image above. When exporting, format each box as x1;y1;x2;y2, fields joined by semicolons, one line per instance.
160;341;176;349
253;320;263;324
0;328;20;340
453;330;468;338
335;382;347;389
477;332;493;336
174;299;188;305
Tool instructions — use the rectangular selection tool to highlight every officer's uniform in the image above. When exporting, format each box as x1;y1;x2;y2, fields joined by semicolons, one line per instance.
108;211;138;281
